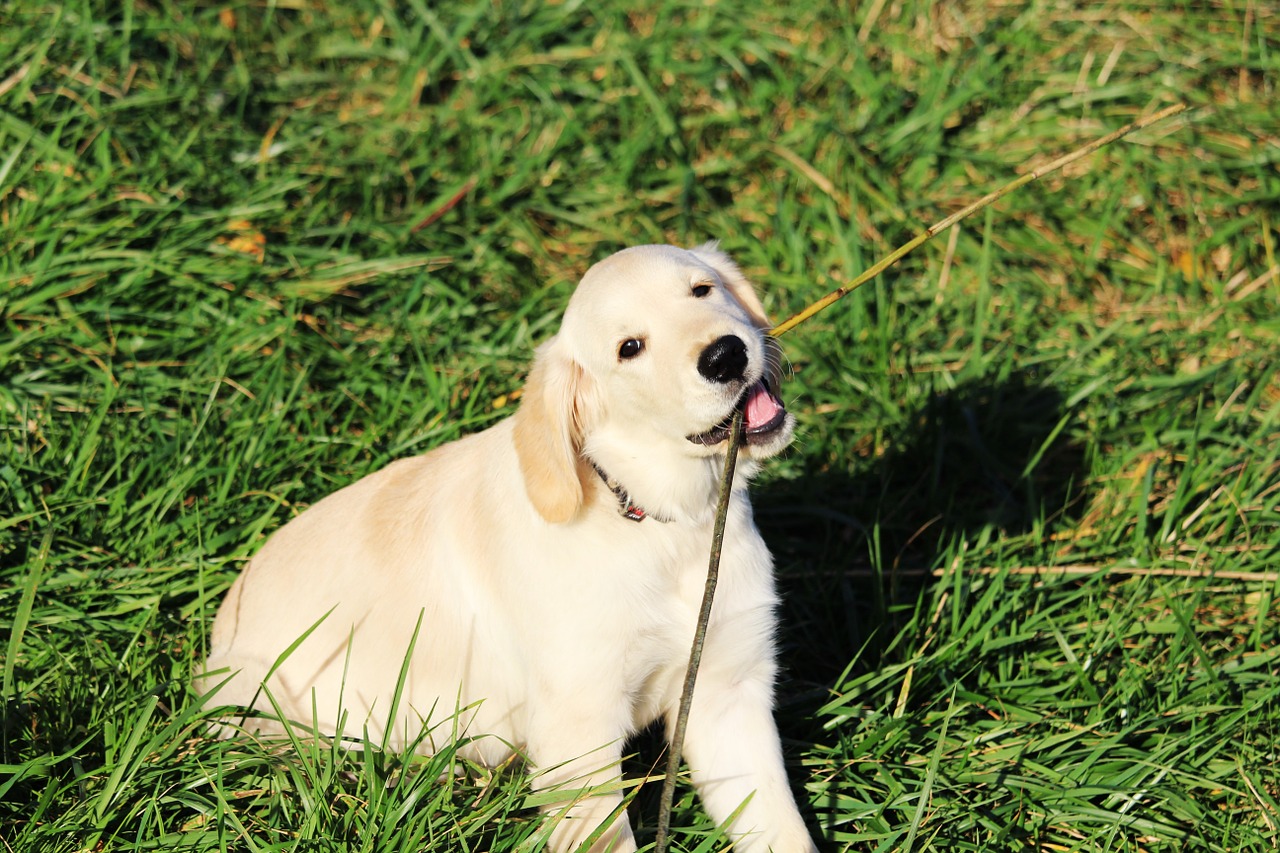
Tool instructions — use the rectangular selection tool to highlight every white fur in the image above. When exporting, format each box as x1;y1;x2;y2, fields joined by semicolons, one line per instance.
197;244;818;853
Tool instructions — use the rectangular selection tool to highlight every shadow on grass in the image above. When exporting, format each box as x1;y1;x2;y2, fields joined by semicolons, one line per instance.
761;370;1089;697
628;373;1091;848
745;372;1090;846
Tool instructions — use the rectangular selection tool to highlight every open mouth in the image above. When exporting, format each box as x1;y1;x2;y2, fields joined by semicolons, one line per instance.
687;380;788;447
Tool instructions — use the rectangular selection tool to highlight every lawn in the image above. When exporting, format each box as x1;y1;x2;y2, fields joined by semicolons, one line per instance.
2;0;1278;850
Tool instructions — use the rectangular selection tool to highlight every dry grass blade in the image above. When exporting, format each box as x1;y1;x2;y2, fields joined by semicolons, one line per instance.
768;103;1190;338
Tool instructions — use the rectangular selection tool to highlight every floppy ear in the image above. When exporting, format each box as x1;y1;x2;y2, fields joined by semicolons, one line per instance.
689;241;785;389
513;338;598;524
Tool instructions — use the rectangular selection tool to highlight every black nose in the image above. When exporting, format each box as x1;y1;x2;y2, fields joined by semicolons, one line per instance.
697;335;748;384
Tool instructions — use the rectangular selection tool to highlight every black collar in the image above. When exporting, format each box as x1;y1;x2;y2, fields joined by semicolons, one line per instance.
589;460;670;523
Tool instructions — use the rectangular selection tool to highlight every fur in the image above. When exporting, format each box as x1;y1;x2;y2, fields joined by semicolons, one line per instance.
197;243;817;852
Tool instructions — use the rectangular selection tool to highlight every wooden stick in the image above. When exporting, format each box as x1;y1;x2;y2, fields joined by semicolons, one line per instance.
654;409;745;853
768;103;1189;338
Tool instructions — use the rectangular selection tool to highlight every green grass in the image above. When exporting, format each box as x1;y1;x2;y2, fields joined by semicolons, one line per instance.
2;0;1278;850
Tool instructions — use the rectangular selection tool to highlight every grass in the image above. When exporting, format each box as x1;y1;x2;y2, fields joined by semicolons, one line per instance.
2;0;1278;849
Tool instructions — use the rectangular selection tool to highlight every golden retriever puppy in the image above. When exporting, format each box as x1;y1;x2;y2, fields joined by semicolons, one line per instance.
197;244;817;852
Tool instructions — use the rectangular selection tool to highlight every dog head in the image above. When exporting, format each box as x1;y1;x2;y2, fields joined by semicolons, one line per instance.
514;243;794;524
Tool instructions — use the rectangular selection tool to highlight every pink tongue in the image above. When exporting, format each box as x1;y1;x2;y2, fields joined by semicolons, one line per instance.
743;382;783;431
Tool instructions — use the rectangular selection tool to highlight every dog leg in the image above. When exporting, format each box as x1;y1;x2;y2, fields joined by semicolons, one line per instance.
527;724;637;853
678;675;817;853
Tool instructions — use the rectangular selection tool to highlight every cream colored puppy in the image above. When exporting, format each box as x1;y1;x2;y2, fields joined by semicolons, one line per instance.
197;244;818;853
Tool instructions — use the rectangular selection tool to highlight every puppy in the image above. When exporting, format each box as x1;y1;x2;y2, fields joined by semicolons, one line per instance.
197;244;818;852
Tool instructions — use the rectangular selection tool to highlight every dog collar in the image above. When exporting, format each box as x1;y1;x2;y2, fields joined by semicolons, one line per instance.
589;460;670;523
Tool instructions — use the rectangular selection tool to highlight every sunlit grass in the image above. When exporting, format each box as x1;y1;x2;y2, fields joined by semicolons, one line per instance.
2;0;1277;850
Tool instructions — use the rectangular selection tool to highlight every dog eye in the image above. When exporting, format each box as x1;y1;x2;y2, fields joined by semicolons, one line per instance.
691;283;713;298
618;338;645;360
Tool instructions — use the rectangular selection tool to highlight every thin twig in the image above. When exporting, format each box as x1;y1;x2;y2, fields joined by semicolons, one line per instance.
654;410;744;853
768;103;1189;338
